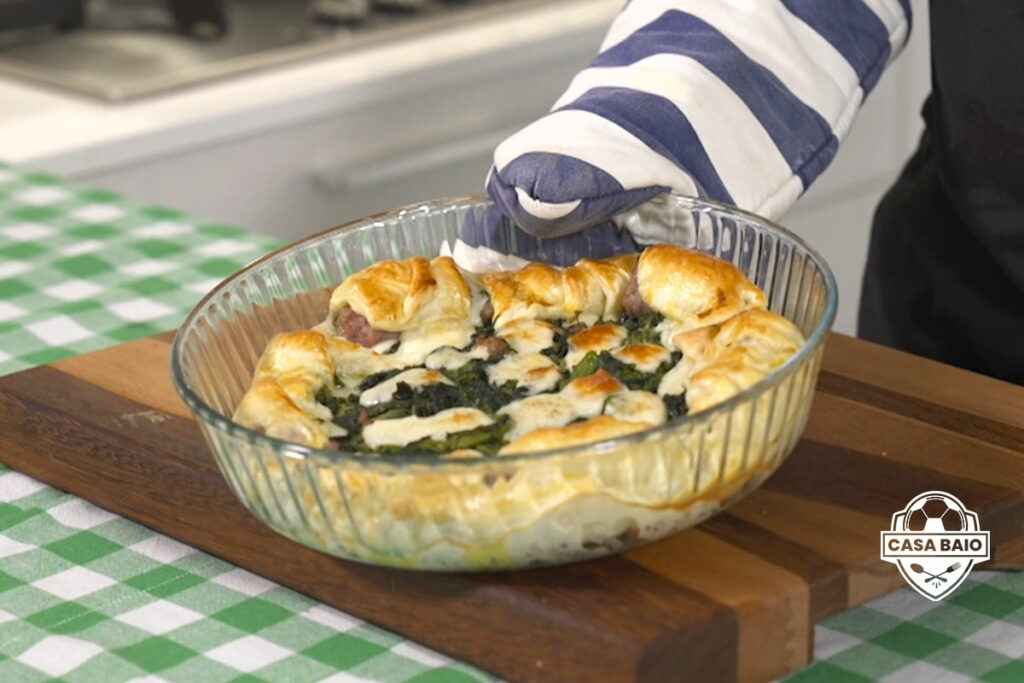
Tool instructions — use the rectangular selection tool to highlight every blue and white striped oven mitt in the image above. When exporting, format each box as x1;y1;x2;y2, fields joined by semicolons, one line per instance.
461;0;911;265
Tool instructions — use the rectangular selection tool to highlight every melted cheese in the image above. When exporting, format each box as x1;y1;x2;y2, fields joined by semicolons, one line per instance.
656;318;687;349
604;390;667;426
459;266;492;326
498;376;661;453
372;338;398;354
328;338;408;380
359;368;452;407
443;448;484;460
560;369;627;417
425;344;490;371
497;318;557;354
657;357;691;397
499;370;630;442
328;384;358;399
362;408;493;449
486;353;561;395
440;238;531;274
392;317;475;366
499;394;579;440
611;343;671;373
323;422;348;438
327;320;472;384
565;323;627;369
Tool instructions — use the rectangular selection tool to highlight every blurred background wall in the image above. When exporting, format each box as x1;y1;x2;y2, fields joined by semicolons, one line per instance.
0;0;931;335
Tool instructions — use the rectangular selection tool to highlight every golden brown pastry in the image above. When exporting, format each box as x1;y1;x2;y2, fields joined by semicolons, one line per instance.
565;323;628;369
229;243;819;571
610;343;672;373
500;415;653;454
233;331;337;448
329;255;471;332
495;318;559;354
480;254;637;328
560;369;626;416
234;244;803;457
636;244;766;332
659;308;805;412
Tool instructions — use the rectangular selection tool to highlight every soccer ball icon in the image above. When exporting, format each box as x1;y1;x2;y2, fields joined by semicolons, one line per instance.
905;495;966;532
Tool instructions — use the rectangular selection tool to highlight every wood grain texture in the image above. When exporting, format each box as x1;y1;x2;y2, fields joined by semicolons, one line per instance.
0;332;1022;683
822;334;1024;436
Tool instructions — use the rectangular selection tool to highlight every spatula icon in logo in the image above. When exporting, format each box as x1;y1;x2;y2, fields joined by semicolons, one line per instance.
909;562;962;586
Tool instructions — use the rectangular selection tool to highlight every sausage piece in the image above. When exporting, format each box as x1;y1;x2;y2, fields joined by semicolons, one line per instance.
479;297;494;326
476;335;510;361
334;305;401;348
620;267;652;317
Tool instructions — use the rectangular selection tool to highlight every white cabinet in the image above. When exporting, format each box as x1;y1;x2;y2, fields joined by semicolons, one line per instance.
78;23;608;242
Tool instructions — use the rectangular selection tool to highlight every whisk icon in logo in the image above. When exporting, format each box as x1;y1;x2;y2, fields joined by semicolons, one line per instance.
881;491;990;601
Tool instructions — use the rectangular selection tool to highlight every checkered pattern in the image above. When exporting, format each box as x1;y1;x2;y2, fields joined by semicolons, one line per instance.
0;167;277;375
792;572;1024;682
0;470;489;683
0;163;1019;681
0;165;492;682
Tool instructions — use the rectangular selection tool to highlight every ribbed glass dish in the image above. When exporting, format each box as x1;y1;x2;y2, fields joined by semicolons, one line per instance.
171;195;837;571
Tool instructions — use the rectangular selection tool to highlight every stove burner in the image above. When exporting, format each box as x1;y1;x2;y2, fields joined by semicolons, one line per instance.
0;0;228;38
0;0;85;33
169;0;229;39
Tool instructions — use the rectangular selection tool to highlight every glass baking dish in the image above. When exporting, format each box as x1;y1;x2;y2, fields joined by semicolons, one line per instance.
171;194;837;571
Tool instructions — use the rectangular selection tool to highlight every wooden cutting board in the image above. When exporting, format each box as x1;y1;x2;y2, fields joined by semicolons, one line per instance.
0;331;1022;683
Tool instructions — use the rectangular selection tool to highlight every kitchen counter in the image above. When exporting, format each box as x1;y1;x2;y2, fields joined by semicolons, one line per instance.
0;0;620;177
0;0;621;246
0;0;936;337
0;164;1022;682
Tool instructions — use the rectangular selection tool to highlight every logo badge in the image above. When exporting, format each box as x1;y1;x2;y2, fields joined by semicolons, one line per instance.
881;491;990;601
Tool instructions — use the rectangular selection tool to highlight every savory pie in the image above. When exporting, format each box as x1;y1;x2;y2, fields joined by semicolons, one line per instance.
233;244;805;457
222;242;820;569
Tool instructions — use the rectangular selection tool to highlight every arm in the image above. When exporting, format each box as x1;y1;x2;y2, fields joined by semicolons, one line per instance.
485;0;912;242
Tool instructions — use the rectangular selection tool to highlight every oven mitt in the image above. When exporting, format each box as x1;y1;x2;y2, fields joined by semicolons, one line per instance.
470;0;911;255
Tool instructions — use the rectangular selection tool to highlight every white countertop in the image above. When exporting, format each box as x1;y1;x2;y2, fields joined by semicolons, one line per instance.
0;0;619;176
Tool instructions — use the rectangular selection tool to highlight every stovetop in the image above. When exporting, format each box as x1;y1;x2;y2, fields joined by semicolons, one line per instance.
0;0;535;101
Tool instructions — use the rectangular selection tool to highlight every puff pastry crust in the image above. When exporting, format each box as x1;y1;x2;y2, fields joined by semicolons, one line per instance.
229;242;817;570
637;244;766;331
501;415;654;455
234;244;803;456
233;331;336;448
480;254;637;328
665;308;805;412
329;255;471;331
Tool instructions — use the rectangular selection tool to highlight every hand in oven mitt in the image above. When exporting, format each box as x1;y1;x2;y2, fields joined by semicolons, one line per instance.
462;0;911;262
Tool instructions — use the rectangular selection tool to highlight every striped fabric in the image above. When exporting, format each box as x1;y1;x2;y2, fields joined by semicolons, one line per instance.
478;0;911;251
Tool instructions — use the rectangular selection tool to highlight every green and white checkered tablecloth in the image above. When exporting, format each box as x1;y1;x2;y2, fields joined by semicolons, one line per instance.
0;163;1021;682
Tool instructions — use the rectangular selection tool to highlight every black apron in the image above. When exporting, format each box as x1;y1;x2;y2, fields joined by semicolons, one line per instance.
858;0;1024;385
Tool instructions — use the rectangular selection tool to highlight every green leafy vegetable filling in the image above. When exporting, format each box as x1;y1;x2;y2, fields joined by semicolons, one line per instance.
316;387;362;433
441;359;526;414
540;330;568;363
359;369;403;390
562;350;682;393
315;308;691;455
621;312;665;345
366;416;512;457
663;393;688;419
